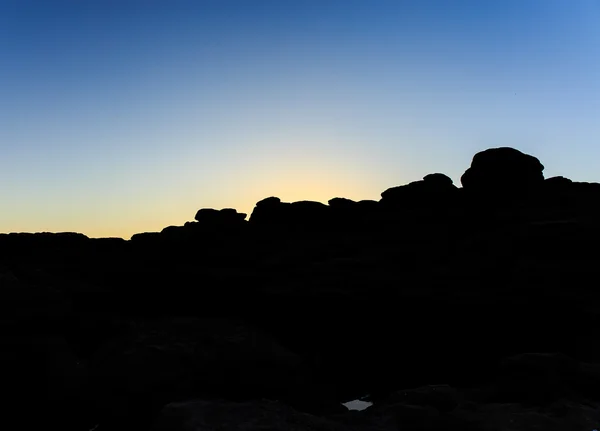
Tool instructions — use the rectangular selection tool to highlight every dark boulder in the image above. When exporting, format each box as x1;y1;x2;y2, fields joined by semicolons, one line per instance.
380;173;457;208
356;199;379;209
136;208;249;242
160;225;185;237
486;353;594;406
255;196;282;206
544;176;573;188
249;198;331;230
460;147;545;196
90;317;340;429
249;197;290;226
535;176;600;212
0;232;90;262
423;173;454;187
194;207;220;222
194;208;247;225
289;200;330;225
328;197;357;208
152;399;350;431
569;181;600;210
130;232;161;243
535;176;576;209
326;198;382;231
220;207;247;222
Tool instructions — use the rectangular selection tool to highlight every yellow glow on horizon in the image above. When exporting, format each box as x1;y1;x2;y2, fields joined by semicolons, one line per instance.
0;170;378;240
1;130;387;239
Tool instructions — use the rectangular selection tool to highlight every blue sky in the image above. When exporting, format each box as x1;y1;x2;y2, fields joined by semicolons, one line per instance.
1;0;599;238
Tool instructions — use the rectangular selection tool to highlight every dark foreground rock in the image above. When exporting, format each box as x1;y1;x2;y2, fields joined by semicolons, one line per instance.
152;399;362;431
150;391;600;431
89;317;343;430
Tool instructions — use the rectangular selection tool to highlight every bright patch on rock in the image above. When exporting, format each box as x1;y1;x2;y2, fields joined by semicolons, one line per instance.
342;399;373;411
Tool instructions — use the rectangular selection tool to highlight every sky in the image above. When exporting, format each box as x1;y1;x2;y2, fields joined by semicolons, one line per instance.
1;0;599;238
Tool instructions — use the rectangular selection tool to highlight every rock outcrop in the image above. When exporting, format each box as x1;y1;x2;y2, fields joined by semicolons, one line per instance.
380;172;458;208
460;147;545;198
2;147;600;431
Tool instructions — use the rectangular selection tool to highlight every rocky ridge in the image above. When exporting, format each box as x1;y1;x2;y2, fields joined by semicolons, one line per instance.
1;147;600;430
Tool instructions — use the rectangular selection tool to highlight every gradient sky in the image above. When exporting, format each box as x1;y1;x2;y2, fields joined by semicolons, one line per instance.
2;0;599;238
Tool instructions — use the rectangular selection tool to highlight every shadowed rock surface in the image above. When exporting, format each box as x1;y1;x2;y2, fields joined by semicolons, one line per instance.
380;172;457;209
460;147;545;195
1;147;600;430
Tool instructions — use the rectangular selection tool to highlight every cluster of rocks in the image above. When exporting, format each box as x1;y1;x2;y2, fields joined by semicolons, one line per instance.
122;147;600;240
2;147;600;430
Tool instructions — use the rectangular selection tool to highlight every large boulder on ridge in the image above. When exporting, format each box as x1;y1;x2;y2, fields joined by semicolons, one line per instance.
249;197;331;229
380;173;457;208
194;208;246;224
248;197;291;226
460;147;544;195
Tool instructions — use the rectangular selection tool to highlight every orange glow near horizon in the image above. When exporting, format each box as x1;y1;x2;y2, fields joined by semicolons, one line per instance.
0;157;383;240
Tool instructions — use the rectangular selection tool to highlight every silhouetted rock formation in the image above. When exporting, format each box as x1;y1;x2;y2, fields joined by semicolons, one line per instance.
3;146;600;431
326;198;381;229
195;207;247;224
380;172;457;208
130;231;161;242
538;176;600;213
328;197;356;208
130;208;249;245
249;197;331;231
248;196;288;225
461;147;545;200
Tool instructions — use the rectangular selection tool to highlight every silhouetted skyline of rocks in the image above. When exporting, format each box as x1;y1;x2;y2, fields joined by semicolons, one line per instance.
2;146;600;431
134;146;600;241
3;146;597;242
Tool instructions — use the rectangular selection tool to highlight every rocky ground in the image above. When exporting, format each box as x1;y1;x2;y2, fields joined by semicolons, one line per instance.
1;147;599;430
